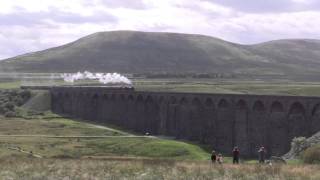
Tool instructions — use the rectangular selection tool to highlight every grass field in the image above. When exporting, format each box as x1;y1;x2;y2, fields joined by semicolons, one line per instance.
0;116;209;160
134;78;320;96
0;158;319;180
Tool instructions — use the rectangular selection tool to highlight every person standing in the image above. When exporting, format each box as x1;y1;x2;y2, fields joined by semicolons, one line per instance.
211;150;217;163
258;146;266;163
232;146;240;164
217;154;223;164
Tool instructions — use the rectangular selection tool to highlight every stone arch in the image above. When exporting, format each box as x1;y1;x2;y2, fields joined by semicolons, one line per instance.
179;97;188;105
289;102;305;114
218;99;229;109
311;104;320;134
201;97;217;145
58;92;63;98
103;94;108;100
110;94;116;101
52;92;62;113
64;92;70;98
136;94;143;102
236;99;247;109
104;94;117;124
62;92;72;114
202;97;216;144
271;101;284;112
91;93;99;106
145;95;160;134
166;96;178;136
145;95;153;102
269;101;288;156
205;98;214;107
116;94;127;126
90;93;99;121
234;99;249;156
126;94;136;130
74;92;84;117
128;94;134;101
216;98;233;152
192;97;201;106
175;97;190;138
287;102;307;141
134;94;145;132
170;96;177;104
158;96;164;103
119;94;126;101
157;96;167;135
253;100;265;111
248;100;267;156
189;97;204;141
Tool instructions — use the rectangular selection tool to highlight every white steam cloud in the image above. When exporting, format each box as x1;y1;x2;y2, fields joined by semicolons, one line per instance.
61;71;132;85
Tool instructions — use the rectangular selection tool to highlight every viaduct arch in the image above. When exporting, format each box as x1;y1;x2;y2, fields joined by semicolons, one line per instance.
50;87;320;157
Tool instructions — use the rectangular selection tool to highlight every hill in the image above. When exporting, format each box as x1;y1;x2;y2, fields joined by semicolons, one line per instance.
1;31;320;78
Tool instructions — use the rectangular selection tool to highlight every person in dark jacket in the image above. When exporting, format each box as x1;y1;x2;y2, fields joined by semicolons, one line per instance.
211;150;217;163
232;146;240;164
258;146;266;163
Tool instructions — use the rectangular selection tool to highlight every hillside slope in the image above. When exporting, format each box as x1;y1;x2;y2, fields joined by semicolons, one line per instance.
1;31;320;77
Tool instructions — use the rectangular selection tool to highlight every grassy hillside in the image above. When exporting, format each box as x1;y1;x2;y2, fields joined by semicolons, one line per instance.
0;116;209;160
1;31;320;78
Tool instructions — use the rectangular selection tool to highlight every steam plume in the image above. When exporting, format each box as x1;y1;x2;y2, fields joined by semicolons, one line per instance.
61;71;132;85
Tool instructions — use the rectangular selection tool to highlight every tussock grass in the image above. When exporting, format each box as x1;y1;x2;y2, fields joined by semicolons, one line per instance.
0;158;319;180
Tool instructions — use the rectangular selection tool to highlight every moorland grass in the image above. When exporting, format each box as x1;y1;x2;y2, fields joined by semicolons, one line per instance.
0;158;319;180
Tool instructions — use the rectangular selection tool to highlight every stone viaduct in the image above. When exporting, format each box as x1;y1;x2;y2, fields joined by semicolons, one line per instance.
50;86;320;157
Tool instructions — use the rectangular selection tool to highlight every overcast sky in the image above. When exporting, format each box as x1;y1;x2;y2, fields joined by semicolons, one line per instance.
0;0;320;60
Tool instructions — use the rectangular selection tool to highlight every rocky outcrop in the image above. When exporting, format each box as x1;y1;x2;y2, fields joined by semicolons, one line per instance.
283;132;320;159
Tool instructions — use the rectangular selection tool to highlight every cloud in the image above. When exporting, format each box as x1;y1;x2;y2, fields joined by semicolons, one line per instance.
202;0;320;13
0;0;319;60
0;9;117;26
97;0;147;9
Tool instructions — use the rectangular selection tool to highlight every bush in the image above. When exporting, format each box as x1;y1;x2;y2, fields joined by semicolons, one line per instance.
0;105;5;114
4;111;16;118
19;90;31;100
302;145;320;164
4;102;15;111
13;96;24;106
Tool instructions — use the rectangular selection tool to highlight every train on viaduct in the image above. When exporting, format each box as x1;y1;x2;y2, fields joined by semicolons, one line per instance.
50;86;320;157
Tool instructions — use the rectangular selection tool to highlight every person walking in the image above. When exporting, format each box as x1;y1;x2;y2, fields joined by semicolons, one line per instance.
211;150;217;163
232;146;240;164
258;146;266;163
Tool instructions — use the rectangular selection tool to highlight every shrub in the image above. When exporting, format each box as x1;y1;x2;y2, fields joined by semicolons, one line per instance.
13;96;24;106
302;145;320;164
4;111;16;118
4;102;15;111
19;90;31;100
0;105;5;114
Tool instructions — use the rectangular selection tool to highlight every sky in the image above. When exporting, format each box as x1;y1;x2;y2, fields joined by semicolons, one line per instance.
0;0;320;60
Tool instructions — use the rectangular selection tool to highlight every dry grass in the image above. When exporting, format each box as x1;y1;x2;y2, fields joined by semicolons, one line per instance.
0;158;319;180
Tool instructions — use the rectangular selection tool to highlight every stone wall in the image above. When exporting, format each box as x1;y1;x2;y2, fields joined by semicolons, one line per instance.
50;86;320;157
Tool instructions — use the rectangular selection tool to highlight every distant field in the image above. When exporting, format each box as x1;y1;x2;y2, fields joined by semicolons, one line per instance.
135;79;320;96
1;73;320;96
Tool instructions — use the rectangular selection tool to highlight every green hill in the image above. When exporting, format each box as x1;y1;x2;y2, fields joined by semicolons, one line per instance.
1;31;320;78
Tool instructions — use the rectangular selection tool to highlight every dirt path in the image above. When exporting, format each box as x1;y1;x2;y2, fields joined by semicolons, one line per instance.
88;124;130;135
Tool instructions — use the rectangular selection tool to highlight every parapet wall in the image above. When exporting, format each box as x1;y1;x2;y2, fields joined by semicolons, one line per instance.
50;86;320;157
